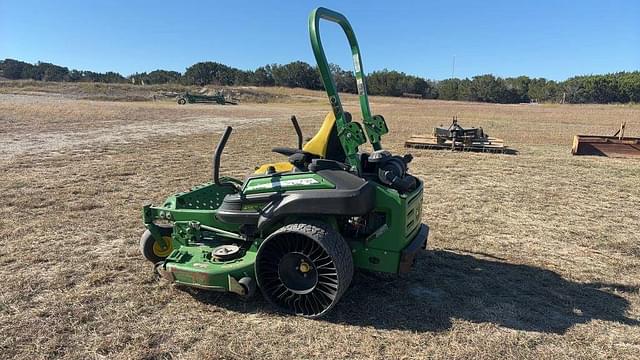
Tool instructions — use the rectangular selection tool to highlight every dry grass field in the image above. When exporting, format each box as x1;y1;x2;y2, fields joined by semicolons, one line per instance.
1;82;639;359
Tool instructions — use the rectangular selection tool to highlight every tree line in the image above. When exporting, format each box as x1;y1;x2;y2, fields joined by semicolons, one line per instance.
1;58;638;104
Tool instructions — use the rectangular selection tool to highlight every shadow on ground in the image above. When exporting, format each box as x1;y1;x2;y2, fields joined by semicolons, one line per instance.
187;250;639;334
331;250;639;333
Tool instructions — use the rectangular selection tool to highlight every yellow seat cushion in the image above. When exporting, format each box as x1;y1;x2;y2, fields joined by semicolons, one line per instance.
302;112;336;157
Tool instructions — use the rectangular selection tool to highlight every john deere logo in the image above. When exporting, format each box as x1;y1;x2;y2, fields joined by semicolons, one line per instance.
246;178;320;192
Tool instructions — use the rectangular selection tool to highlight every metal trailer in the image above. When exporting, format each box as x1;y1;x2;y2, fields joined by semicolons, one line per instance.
177;92;237;105
405;117;514;154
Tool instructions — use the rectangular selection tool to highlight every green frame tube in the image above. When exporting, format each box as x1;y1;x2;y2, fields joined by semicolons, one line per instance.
309;7;389;171
309;7;372;124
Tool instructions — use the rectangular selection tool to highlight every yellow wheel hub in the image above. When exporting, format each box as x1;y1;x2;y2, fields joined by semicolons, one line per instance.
299;261;311;273
152;236;173;257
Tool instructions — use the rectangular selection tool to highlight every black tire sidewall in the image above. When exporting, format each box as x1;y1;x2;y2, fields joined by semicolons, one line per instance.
139;225;173;263
255;221;353;317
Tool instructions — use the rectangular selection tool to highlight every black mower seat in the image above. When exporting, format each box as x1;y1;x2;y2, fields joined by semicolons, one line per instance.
254;112;347;175
271;147;321;171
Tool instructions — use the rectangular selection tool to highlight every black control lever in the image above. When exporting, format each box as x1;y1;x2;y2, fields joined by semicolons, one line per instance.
290;115;303;149
212;127;238;191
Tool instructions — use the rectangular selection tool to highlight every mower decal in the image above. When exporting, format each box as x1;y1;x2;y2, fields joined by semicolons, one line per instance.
243;173;335;194
245;178;319;192
353;53;361;73
357;78;364;95
241;203;265;211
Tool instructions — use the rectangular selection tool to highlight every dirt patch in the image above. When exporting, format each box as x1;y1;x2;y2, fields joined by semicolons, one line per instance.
0;115;271;157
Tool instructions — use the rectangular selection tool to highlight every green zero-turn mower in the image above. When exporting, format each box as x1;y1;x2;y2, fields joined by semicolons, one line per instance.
140;7;429;318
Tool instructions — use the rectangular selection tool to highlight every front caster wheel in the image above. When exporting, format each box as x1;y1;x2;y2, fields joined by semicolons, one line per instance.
255;221;353;318
139;226;173;263
239;277;256;299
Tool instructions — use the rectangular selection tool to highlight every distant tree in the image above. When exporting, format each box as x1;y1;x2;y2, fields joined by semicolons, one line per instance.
270;61;322;89
416;78;439;99
527;78;559;102
66;69;84;82
0;59;35;79
98;72;126;83
183;62;237;86
457;79;473;101
437;79;461;100
468;74;509;103
29;62;69;81
233;70;252;85
249;66;275;86
590;75;622;103
2;57;639;104
365;70;384;95
367;69;437;98
269;64;286;86
79;71;100;82
619;72;640;102
146;70;181;84
328;64;357;94
503;76;531;103
128;72;147;85
561;73;634;104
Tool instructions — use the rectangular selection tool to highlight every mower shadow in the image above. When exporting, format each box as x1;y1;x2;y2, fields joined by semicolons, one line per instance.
327;250;639;334
183;250;638;334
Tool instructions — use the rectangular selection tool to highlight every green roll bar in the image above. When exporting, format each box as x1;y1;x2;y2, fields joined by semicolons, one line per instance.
308;7;389;172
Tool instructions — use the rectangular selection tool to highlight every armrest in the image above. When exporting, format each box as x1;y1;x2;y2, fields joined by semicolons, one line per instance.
272;147;303;156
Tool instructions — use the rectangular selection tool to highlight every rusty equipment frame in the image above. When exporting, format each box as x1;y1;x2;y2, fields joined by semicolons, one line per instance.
572;122;640;157
405;116;514;154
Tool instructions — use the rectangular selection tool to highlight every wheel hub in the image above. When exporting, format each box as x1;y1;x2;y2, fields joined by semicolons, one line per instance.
299;261;311;273
152;236;174;257
277;252;318;294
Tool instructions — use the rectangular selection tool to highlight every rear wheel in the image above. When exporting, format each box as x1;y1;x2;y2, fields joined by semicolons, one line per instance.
177;98;186;105
140;226;174;263
255;221;353;318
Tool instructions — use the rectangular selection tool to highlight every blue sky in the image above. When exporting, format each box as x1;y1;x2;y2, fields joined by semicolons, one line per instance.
1;1;638;80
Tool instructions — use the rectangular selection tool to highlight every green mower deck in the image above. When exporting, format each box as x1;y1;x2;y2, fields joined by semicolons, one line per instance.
140;7;429;318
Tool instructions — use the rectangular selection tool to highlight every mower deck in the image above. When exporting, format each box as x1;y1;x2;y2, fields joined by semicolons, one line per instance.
157;241;256;294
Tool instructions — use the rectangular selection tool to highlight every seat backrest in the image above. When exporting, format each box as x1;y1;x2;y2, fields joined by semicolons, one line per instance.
303;112;346;162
